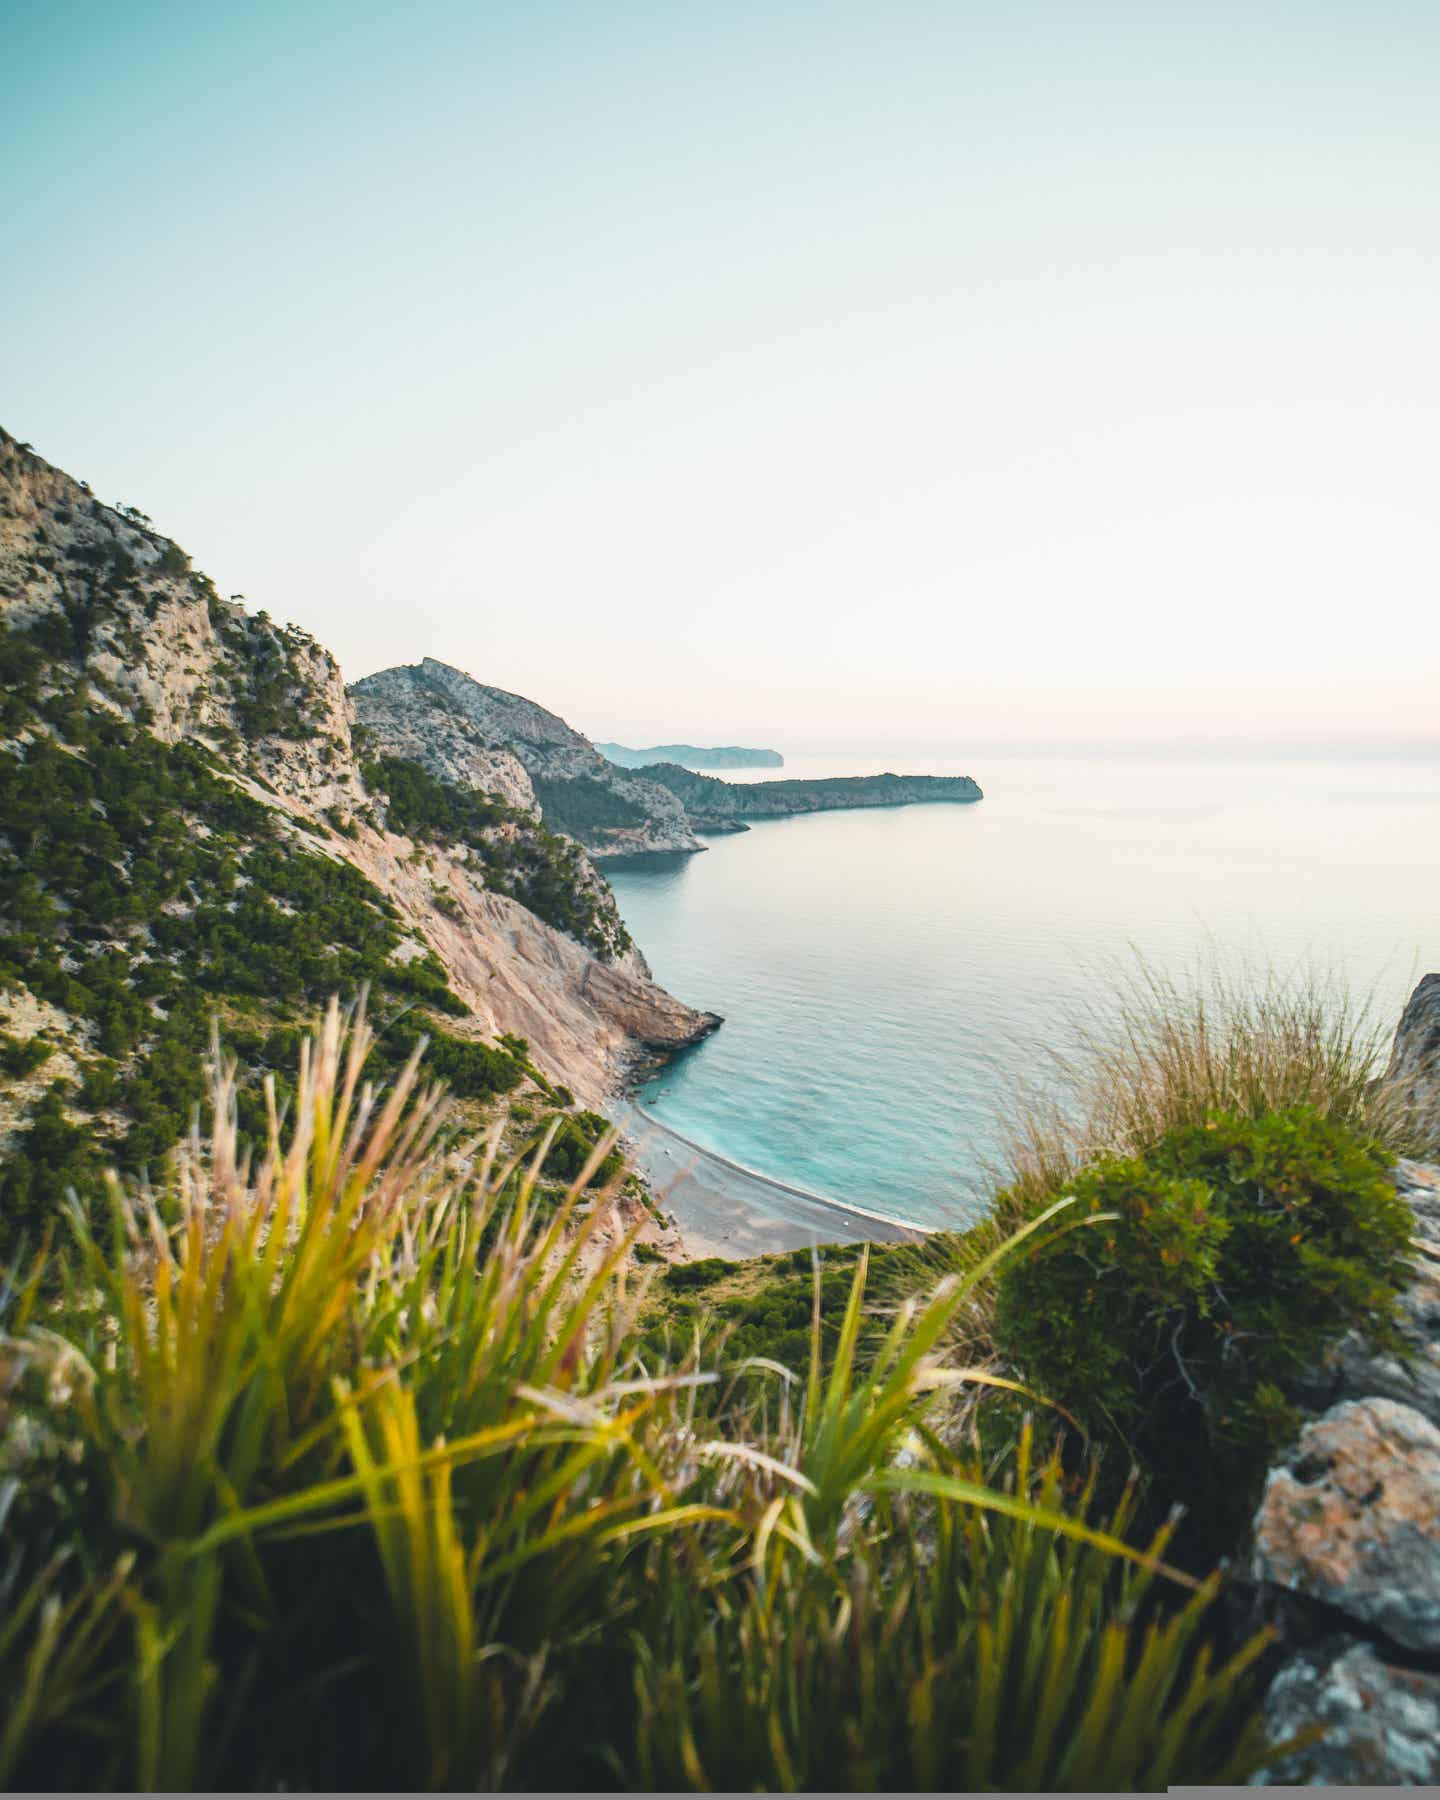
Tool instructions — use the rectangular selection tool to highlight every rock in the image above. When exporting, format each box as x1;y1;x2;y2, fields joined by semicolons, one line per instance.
351;660;703;858
1252;1397;1440;1654
1397;1156;1440;1239
1257;1641;1440;1786
1384;974;1440;1150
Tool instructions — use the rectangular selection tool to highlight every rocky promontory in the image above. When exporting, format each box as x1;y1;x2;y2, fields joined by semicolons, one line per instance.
351;660;704;859
639;763;984;830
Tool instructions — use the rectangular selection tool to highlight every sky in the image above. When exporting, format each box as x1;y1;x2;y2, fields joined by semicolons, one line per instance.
4;0;1439;750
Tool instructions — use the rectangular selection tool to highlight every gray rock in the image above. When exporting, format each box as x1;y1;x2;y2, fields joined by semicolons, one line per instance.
1397;1156;1440;1240
1253;1397;1440;1654
1383;974;1440;1152
351;659;703;857
1257;1641;1440;1786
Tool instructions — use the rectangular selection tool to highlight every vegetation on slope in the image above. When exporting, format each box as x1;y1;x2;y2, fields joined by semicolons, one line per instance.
0;1005;1287;1791
529;771;650;841
365;753;632;960
0;633;538;1245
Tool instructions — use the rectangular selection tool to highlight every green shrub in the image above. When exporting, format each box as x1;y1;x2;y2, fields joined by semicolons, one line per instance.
532;1109;623;1187
0;1033;52;1078
528;772;647;838
994;1103;1414;1548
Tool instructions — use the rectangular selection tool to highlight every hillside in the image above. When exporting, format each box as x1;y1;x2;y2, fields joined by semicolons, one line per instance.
0;429;719;1243
596;741;784;770
352;659;704;857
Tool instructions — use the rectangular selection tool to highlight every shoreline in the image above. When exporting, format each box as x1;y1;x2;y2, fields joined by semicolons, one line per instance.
615;1103;929;1260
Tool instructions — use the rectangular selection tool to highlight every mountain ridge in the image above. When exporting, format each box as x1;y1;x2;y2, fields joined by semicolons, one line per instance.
597;741;784;771
352;659;705;858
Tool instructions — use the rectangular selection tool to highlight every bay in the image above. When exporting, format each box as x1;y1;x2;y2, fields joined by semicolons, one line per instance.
605;749;1440;1228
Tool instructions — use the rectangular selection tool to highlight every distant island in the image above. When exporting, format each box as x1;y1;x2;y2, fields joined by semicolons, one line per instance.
596;741;784;771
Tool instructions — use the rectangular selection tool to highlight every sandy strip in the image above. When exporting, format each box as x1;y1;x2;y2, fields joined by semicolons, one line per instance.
615;1103;928;1261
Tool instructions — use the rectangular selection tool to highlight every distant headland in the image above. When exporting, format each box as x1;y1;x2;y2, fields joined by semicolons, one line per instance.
596;741;784;771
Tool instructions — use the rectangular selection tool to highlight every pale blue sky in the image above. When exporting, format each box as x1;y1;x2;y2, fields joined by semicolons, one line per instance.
5;1;1439;746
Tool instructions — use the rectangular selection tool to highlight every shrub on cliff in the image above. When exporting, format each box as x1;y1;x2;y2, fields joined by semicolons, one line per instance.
994;1103;1414;1546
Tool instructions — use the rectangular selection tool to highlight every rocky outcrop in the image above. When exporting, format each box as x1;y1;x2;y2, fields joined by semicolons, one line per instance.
0;429;368;821
1385;973;1440;1151
1254;1397;1440;1652
350;676;539;817
351;660;703;857
596;742;784;771
1260;1645;1440;1787
1250;1155;1440;1785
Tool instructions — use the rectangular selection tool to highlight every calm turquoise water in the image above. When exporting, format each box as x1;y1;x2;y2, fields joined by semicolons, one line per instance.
605;751;1440;1228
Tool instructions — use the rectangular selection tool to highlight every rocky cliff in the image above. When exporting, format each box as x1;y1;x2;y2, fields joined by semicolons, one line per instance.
351;660;704;858
596;741;784;771
0;429;720;1226
640;762;984;829
1247;974;1440;1785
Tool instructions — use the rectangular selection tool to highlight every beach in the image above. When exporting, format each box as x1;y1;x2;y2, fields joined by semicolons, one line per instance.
615;1103;927;1260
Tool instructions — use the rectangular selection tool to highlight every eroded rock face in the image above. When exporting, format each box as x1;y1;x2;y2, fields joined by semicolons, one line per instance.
351;659;703;857
0;429;369;820
342;826;720;1106
349;676;539;816
1253;1397;1440;1653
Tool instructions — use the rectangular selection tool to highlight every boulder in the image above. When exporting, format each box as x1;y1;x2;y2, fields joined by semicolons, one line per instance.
1252;1396;1440;1655
1257;1641;1440;1787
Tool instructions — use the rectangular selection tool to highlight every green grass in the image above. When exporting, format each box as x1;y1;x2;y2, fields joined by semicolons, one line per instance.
0;1002;1293;1790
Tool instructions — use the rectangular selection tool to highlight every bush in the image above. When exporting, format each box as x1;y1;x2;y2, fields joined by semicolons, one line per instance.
994;1103;1414;1550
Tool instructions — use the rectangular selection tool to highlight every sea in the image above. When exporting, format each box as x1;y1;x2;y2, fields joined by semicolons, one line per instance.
604;748;1440;1230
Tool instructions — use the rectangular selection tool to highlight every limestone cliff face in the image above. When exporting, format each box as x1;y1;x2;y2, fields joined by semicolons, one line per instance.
351;659;703;857
337;824;718;1103
0;429;367;820
0;428;719;1105
350;674;539;817
641;762;984;828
